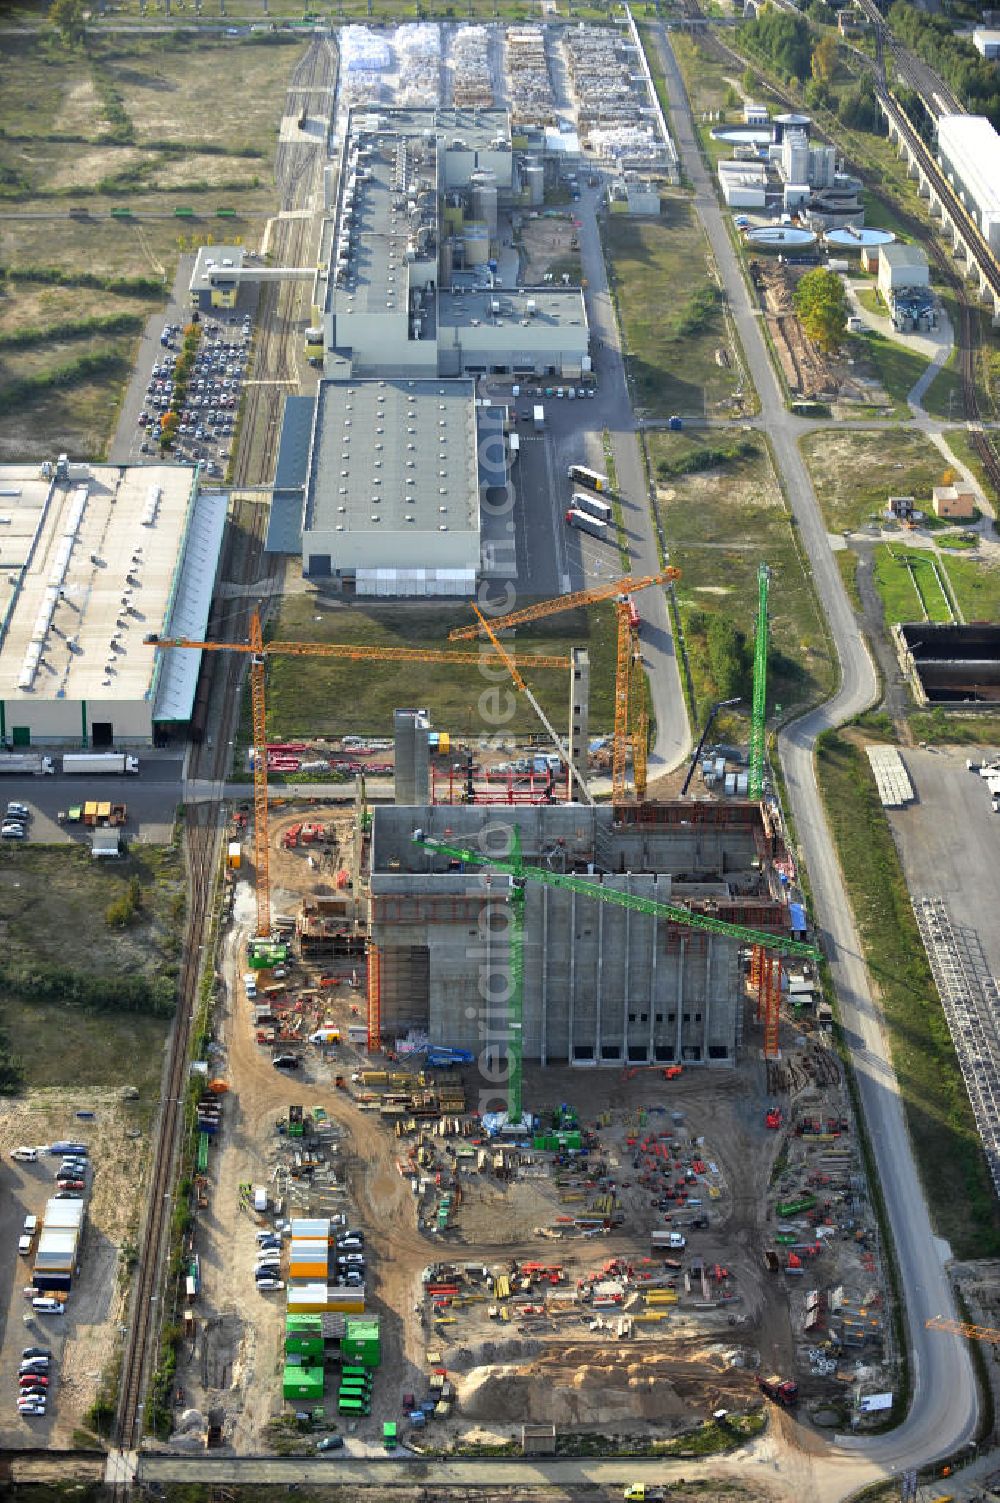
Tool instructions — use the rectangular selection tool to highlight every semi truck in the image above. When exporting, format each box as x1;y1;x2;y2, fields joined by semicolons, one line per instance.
567;464;609;493
62;753;139;776
571;490;612;524
565;507;608;540
0;754;55;776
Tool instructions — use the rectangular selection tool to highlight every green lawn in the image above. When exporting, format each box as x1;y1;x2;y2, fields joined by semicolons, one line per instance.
945;428;999;507
260;594;621;741
856;329;964;422
649;430;834;721
800;429;948;533
872;545;952;625
943;552;1000;622
817;732;1000;1260
0;842;182;1095
604;208;747;419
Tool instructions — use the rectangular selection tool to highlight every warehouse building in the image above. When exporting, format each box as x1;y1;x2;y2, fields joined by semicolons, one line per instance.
0;462;225;747
298;377;479;593
437;285;589;378
368;802;796;1068
937;115;1000;255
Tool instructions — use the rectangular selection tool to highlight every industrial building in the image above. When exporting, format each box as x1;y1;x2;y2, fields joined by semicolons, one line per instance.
269;99;591;594
877;242;935;332
189;245;245;313
298;377;479;590
0;461;225;747
972;28;1000;59
368;802;796;1068
937;115;1000;254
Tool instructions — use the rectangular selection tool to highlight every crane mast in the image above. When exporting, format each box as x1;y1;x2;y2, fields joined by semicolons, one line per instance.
748;563;771;801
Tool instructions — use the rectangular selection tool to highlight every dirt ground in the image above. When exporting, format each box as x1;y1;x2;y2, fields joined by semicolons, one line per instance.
749;260;887;409
0;1090;153;1448
164;802;890;1457
519;213;581;284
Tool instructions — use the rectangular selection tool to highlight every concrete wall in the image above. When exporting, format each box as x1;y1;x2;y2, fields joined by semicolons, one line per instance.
0;696;153;746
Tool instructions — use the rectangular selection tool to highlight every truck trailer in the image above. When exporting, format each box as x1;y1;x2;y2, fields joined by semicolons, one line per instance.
565;507;608;540
0;754;55;776
533;404;545;432
571;491;612;524
62;753;139;776
567;464;609;493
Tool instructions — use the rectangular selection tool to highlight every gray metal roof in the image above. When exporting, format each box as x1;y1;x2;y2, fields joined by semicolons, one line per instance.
438;286;588;330
273;396;315;493
303;378;478;537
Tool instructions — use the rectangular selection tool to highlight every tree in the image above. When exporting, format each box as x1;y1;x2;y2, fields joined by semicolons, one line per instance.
811;33;838;87
706;615;752;700
793;267;849;352
49;0;86;45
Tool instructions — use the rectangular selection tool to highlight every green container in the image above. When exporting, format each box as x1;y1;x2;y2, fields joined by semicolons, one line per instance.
282;1364;324;1401
776;1194;817;1218
343;1316;381;1370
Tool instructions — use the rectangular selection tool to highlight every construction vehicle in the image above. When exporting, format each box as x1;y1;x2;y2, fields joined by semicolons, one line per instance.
146;612;568;940
82;801;127;827
757;1374;798;1406
413;830;820;1124
623;1486;665;1502
448;569;681;803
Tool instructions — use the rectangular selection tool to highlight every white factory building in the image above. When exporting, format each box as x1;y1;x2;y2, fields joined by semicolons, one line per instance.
298;377;479;592
268;102;592;597
937;115;1000;255
972;28;1000;59
0;462;226;747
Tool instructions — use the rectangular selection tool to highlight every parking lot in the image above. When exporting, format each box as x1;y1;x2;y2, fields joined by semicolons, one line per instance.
0;759;184;849
136;315;251;480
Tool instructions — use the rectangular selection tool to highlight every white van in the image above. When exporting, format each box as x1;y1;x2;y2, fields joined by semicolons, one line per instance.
243;973;258;999
253;1186;268;1213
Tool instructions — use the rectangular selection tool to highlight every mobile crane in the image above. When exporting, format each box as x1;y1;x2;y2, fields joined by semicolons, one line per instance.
448;569;680;802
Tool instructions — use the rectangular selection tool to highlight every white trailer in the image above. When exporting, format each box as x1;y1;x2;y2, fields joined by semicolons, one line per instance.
571;491;612;524
565;507;608;540
533;404;545;432
62;753;139;775
0;754;55;776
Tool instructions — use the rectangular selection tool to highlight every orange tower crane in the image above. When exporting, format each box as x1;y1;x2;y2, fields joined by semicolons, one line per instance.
146;611;570;941
448;569;680;802
926;1316;1000;1344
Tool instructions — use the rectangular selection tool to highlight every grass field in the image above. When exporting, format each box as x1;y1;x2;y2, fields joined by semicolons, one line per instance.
603;208;743;419
872;545;952;625
0;842;183;1093
800;429;948;534
261;593;620;741
855;329;963;422
649;430;834;719
945;428;998;507
817;731;1000;1259
0;28;300;456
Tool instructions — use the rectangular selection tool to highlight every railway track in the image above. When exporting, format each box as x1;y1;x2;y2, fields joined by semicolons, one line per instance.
111;39;335;1467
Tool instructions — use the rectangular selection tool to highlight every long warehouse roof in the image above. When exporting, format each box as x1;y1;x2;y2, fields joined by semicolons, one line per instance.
937;114;1000;217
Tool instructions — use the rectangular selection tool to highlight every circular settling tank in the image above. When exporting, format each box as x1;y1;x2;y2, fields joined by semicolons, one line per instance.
745;226;818;249
824;227;897;250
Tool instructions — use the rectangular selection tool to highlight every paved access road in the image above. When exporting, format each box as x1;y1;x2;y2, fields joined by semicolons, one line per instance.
574;181;692;778
651;20;978;1494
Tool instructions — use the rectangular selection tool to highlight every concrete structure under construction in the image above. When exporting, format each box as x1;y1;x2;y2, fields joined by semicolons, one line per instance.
0;462;225;747
368;802;796;1068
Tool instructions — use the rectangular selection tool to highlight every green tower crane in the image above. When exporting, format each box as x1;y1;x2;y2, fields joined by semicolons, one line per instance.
748;563;771;800
413;829;819;1126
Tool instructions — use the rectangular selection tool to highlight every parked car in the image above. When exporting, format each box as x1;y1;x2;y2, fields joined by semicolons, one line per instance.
49;1143;87;1156
22;1347;51;1360
317;1435;344;1452
32;1299;65;1314
1;823;27;840
5;803;30;821
271;1054;299;1070
11;1148;38;1163
255;1277;283;1291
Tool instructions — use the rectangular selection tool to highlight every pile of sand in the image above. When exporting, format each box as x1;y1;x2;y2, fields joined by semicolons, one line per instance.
458;1358;692;1426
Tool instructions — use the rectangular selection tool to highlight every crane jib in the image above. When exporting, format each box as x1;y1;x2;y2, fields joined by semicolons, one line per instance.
414;838;819;961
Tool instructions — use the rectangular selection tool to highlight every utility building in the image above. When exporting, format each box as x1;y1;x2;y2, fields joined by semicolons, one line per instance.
368;803;796;1068
189;245;244;313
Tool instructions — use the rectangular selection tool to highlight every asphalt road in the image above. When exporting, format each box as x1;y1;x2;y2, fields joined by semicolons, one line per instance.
574;182;692;777
653;20;978;1491
0;761;184;846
